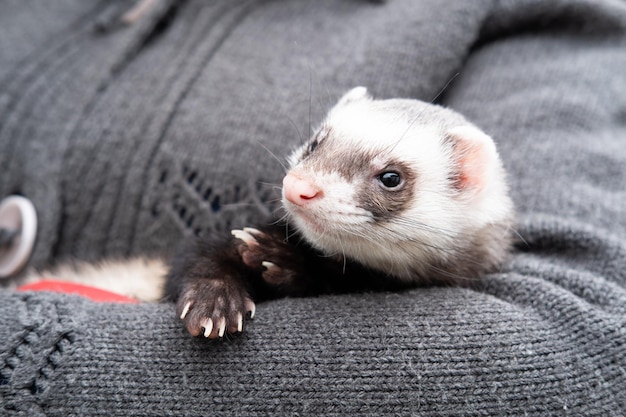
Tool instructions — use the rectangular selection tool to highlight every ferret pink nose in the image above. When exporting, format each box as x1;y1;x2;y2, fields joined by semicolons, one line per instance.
283;173;322;205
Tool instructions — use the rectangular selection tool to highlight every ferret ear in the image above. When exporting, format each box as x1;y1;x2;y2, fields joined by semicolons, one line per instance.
447;125;499;195
336;86;371;107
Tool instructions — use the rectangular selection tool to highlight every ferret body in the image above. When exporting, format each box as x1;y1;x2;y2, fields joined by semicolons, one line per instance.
24;87;515;339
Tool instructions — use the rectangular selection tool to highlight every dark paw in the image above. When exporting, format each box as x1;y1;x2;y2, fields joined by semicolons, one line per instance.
231;227;295;286
177;279;255;339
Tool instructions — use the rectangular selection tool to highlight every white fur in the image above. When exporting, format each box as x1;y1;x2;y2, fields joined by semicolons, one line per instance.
21;257;167;302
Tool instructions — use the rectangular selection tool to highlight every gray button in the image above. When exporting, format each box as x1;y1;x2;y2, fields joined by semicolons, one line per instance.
0;196;37;278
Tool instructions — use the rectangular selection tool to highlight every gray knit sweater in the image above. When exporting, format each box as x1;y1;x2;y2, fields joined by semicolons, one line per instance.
1;0;625;415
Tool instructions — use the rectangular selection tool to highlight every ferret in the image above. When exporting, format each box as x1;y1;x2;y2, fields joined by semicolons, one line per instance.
23;87;515;339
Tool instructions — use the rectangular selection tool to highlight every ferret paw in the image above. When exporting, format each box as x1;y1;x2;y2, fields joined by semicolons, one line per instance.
231;227;295;285
176;279;255;339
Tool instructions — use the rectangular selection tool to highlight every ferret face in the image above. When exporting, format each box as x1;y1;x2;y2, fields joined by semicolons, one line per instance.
282;87;513;281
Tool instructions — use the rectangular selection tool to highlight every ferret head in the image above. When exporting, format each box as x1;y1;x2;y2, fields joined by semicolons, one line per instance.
282;87;514;282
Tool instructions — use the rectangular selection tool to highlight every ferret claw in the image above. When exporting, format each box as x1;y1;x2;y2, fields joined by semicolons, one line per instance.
231;229;258;247
237;312;243;333
217;317;226;338
245;299;256;319
262;261;280;272
203;318;214;338
262;260;274;268
242;227;262;236
180;301;191;320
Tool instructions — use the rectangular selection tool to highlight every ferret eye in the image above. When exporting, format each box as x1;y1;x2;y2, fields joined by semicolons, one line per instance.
309;139;319;153
378;171;402;189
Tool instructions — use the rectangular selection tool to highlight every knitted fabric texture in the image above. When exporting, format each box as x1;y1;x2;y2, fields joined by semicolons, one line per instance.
1;0;626;415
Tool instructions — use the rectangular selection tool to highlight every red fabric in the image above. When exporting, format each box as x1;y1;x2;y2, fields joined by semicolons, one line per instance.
17;280;139;303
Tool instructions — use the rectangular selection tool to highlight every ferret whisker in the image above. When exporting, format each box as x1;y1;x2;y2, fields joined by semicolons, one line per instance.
287;227;304;243
386;109;430;154
323;81;333;111
256;141;288;172
377;226;453;254
376;225;485;268
284;113;305;145
337;237;348;274
307;62;313;137
272;212;290;227
283;218;290;241
387;122;412;154
428;264;474;282
267;198;282;208
430;72;460;104
340;225;398;254
379;238;473;282
385;218;463;239
220;203;262;209
390;216;480;238
381;225;487;266
287;226;305;245
271;207;287;220
334;213;463;245
510;227;528;247
256;181;282;188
